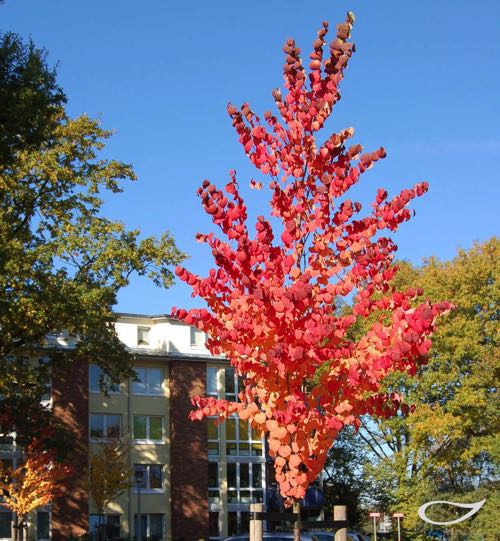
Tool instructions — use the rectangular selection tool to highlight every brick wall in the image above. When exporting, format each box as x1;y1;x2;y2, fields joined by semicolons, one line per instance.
170;361;208;541
51;356;89;540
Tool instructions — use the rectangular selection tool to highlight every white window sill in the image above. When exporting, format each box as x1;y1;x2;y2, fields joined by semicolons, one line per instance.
133;440;165;445
132;488;165;494
131;392;164;397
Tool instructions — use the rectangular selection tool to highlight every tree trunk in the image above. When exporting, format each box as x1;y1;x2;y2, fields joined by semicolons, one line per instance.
98;513;104;541
12;514;18;541
293;501;301;541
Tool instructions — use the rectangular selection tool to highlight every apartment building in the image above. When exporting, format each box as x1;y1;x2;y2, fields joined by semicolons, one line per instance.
1;312;323;541
87;312;224;541
1;313;268;541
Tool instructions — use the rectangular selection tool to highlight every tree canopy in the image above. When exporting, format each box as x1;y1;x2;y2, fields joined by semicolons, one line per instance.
0;435;71;540
334;238;499;539
0;31;185;438
174;15;451;505
88;437;132;522
0;32;66;166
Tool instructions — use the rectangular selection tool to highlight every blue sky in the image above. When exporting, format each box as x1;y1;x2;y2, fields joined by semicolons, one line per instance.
3;0;499;314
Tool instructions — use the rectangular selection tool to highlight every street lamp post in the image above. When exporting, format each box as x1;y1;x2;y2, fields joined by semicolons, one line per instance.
135;469;145;541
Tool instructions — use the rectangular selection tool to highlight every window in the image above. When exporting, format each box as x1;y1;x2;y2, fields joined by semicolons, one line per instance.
137;326;151;346
209;512;220;539
227;462;264;504
228;511;250;537
224;368;243;401
133;464;164;492
207;417;219;456
134;514;164;541
89;514;120;540
132;367;163;395
37;511;50;540
89;365;120;394
226;416;263;456
0;512;11;539
208;462;220;504
38;357;51;402
190;326;205;348
133;415;163;442
207;366;218;397
0;428;14;446
89;414;121;440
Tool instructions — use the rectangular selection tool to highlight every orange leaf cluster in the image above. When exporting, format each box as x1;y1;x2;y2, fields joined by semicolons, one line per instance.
173;14;452;505
0;438;71;520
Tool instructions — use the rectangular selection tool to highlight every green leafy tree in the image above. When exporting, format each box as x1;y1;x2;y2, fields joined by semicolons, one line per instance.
0;34;185;440
353;238;499;539
322;426;370;530
88;437;132;541
0;32;66;165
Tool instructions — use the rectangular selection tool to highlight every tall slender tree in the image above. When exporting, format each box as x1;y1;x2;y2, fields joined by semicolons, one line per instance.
88;437;132;541
174;14;451;505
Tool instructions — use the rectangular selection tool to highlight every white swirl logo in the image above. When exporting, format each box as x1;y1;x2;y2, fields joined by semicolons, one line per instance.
418;499;486;526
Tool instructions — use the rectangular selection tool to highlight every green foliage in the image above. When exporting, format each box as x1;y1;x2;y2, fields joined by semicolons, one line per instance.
88;437;132;515
323;427;370;529
0;32;66;165
326;239;499;539
0;33;185;440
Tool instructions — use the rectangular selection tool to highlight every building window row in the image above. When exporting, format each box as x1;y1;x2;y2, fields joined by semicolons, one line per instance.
136;324;206;349
89;365;164;396
88;513;164;541
89;414;165;443
0;510;49;540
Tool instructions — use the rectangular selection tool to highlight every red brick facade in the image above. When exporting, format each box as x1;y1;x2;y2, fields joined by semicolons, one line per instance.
51;357;89;540
170;361;209;541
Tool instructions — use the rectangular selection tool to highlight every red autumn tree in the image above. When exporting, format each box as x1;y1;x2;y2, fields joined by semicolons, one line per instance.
173;13;451;506
0;436;71;540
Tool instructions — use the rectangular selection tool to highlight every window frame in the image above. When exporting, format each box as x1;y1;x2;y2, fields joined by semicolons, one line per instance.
133;464;165;493
225;415;264;457
137;326;151;346
226;461;264;504
132;367;164;396
89;364;121;394
133;415;164;443
208;461;220;505
89;413;122;441
207;416;220;457
134;513;165;541
38;357;52;403
36;509;51;541
89;513;121;540
0;510;12;541
190;326;206;348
